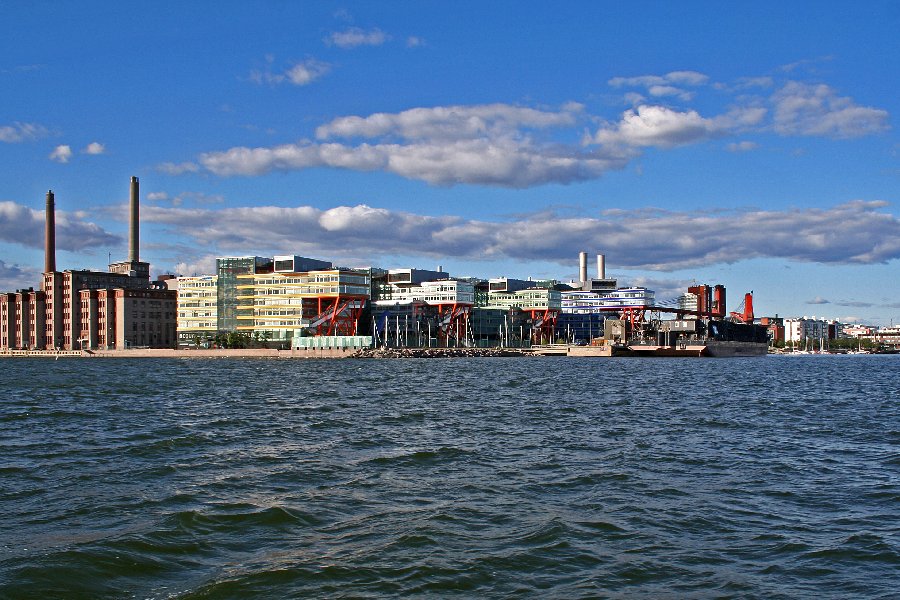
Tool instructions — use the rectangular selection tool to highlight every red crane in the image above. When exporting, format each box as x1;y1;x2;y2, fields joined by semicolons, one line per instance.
729;291;754;324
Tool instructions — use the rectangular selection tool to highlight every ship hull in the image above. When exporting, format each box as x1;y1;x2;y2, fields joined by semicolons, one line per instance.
703;340;768;357
624;340;768;357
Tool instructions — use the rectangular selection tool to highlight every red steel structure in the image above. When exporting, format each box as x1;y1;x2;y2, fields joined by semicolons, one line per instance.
434;302;471;345
306;296;367;336
729;292;755;324
528;307;559;344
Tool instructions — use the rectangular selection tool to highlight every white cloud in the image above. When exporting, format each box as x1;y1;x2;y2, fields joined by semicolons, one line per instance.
49;145;73;163
199;103;625;187
250;58;330;86
174;254;218;277
609;70;709;90
172;72;886;189
665;71;710;86
733;76;775;90
772;81;890;138
648;85;694;101
200;138;628;187
727;141;759;152
606;72;890;142
83;142;105;154
327;27;389;48
591;105;766;149
623;92;645;106
780;56;833;73
141;199;900;272
607;71;709;102
0;200;120;251
315;103;583;141
806;296;831;304
0;122;48;143
406;36;425;48
285;61;330;85
157;161;200;175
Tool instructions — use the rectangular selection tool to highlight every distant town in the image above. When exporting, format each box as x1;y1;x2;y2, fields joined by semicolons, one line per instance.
2;177;898;355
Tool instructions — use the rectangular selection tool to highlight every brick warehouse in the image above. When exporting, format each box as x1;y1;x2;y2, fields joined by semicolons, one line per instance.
0;178;176;350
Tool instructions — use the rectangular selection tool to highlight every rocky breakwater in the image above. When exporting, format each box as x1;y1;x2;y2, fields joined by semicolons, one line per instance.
351;347;531;359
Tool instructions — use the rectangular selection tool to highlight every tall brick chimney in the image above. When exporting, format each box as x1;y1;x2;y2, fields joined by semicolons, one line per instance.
45;190;56;273
128;176;139;263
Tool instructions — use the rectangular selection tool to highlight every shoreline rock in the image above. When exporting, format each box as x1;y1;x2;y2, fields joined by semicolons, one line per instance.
350;347;532;359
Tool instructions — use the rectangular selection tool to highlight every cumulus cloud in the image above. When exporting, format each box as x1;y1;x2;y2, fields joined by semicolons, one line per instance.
250;58;330;86
200;139;627;187
199;103;627;187
406;36;424;48
591;105;766;149
327;27;389;48
140;199;900;272
0;122;48;143
0;200;121;251
806;296;831;304
83;142;105;154
49;145;73;163
772;81;890;138
167;72;890;188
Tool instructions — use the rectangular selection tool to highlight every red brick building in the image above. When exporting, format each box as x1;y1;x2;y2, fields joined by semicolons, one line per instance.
0;178;176;351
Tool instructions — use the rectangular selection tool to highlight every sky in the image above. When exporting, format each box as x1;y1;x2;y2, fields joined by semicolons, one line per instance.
1;1;899;324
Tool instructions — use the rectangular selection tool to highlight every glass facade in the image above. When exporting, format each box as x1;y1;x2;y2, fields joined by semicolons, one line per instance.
216;257;272;332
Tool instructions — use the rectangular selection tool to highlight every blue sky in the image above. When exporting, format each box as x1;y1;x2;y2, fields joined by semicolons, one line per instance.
1;1;898;324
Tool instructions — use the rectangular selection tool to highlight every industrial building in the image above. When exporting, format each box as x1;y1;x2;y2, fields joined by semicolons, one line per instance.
0;178;176;350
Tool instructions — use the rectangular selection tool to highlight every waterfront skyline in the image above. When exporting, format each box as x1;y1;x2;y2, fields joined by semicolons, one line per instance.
1;2;898;324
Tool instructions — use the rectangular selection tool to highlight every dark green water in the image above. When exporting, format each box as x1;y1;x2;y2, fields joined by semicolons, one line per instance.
1;355;898;598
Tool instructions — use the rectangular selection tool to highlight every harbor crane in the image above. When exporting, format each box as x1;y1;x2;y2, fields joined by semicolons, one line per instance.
729;291;754;324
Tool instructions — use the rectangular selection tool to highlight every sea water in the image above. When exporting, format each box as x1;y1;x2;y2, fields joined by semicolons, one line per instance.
1;355;898;598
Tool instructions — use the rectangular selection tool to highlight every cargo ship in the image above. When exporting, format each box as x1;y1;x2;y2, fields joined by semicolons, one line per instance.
621;319;769;357
602;287;770;357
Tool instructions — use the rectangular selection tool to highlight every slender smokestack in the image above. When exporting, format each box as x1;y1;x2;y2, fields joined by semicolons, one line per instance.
128;176;139;262
597;254;605;279
579;251;587;283
45;190;56;273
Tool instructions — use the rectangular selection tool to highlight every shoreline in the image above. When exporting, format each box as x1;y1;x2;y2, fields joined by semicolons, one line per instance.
3;347;892;360
0;347;532;359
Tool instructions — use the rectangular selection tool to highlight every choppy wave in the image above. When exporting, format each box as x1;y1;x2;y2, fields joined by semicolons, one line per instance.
1;355;898;598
